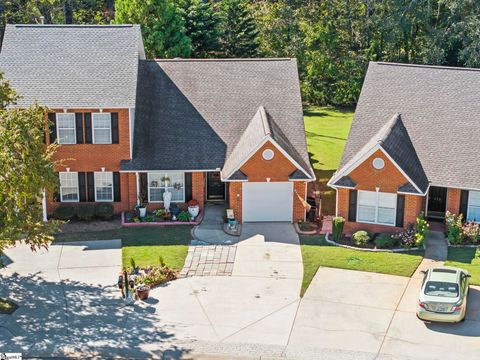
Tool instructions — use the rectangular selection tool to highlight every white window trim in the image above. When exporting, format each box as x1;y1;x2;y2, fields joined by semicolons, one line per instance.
56;113;76;145
356;190;397;227
147;172;185;203
94;171;114;202
92;112;112;144
467;191;480;223
59;171;79;202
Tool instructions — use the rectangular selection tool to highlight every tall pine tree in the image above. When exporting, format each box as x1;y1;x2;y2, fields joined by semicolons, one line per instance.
115;0;191;59
218;0;259;58
180;0;220;58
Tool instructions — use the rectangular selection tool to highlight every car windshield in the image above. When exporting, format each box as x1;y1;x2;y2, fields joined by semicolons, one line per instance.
424;281;459;298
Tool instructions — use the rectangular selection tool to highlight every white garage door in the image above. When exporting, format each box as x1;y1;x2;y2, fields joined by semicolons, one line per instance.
242;182;293;222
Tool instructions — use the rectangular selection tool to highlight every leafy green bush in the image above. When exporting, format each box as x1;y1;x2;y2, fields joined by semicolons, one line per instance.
94;203;114;220
54;205;76;220
375;233;397;249
332;216;345;242
446;211;464;244
76;204;95;221
177;211;191;222
353;230;370;247
415;212;429;247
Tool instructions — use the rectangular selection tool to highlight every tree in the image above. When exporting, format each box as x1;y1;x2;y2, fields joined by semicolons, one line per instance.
180;0;220;58
114;0;191;59
218;0;259;57
0;73;60;253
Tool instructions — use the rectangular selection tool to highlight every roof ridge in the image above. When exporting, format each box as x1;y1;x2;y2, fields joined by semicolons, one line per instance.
12;24;135;28
373;61;480;73
377;113;401;145
146;58;294;63
258;106;271;136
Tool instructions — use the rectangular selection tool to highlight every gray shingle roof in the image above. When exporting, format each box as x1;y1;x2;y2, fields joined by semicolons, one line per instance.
339;62;480;191
121;59;314;178
289;170;311;180
229;170;248;180
332;176;356;188
0;24;144;108
398;182;421;194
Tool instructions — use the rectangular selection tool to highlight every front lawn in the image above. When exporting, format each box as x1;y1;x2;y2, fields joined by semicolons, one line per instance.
55;226;192;271
300;235;424;296
303;106;354;215
445;247;480;286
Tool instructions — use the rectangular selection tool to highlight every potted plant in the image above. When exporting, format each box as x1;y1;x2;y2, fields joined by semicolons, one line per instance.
136;283;151;300
136;202;147;218
187;199;200;219
161;175;170;187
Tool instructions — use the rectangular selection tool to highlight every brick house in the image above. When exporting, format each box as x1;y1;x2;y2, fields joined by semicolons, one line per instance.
0;24;315;223
328;62;480;234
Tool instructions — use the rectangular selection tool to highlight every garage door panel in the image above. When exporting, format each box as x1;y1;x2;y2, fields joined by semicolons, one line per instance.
242;182;293;222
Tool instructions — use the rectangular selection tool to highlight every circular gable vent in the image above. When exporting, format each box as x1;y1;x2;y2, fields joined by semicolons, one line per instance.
372;157;385;170
262;149;275;161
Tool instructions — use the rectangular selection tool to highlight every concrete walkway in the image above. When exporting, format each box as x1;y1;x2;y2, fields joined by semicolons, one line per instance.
179;245;236;277
192;203;238;245
424;230;448;260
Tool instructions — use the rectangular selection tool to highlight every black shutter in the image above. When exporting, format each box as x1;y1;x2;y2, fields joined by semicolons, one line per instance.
78;172;86;202
184;173;192;202
111;112;119;144
84;113;92;144
396;194;405;227
113;172;121;202
75;113;84;144
140;173;148;203
348;189;357;222
48;113;57;144
53;172;60;202
460;190;469;219
86;172;95;202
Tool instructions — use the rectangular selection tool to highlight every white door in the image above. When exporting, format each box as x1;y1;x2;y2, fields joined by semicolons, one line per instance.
242;182;293;222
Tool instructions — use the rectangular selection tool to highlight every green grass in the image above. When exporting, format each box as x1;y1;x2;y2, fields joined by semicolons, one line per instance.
300;235;424;296
303;106;354;215
445;247;480;286
55;226;193;271
0;298;18;314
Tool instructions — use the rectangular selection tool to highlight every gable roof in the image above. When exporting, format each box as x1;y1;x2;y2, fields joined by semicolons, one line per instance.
336;62;480;192
120;58;314;179
0;24;145;108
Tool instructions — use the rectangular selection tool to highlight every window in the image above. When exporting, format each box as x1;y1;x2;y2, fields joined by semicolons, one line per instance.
372;157;385;170
357;190;397;226
92;113;112;144
467;191;480;222
95;172;113;201
56;113;76;144
262;149;275;161
148;172;184;202
59;172;79;202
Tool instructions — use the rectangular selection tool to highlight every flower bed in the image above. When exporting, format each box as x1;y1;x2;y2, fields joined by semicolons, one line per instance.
122;208;203;227
445;211;480;246
325;232;422;252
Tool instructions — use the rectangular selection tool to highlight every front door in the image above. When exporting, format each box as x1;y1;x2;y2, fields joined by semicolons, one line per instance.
207;172;225;200
427;186;448;219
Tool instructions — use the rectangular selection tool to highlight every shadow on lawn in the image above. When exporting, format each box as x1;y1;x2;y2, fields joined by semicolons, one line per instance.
447;247;478;263
0;271;190;359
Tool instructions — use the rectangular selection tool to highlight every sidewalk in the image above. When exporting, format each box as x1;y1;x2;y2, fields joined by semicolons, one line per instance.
192;203;238;245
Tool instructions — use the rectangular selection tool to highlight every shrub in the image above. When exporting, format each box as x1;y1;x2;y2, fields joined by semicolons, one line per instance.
393;224;416;248
332;216;345;242
463;222;480;244
446;211;464;244
54;205;76;220
153;208;165;217
94;203;114;220
353;230;370;246
76;204;95;221
415;213;429;247
177;211;191;222
375;233;397;248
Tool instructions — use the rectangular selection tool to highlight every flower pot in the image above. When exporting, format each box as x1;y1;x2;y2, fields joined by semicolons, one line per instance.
188;205;200;218
136;285;151;300
139;207;147;218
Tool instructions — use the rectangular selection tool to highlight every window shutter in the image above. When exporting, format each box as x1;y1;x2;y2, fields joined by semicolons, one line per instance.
184;173;192;202
75;113;84;144
78;172;86;202
460;190;469;220
86;172;95;202
348;190;357;222
53;172;60;202
48;113;57;144
84;113;92;144
396;194;405;227
113;172;121;202
140;173;148;203
111;112;119;144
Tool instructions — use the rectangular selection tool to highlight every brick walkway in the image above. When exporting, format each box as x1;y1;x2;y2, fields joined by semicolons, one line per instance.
179;245;237;277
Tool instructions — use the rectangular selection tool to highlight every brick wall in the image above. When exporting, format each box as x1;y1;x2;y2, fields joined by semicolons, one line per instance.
47;108;131;215
336;149;427;233
228;182;243;222
192;172;206;209
446;188;461;215
293;181;307;222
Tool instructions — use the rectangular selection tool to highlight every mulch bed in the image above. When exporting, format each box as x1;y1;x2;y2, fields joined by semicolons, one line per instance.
58;217;122;233
336;236;377;249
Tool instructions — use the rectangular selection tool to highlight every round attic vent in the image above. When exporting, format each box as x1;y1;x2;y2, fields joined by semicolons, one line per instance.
372;157;385;170
262;149;275;161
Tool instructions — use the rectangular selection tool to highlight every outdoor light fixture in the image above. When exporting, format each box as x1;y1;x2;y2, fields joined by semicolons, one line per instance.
101;167;106;172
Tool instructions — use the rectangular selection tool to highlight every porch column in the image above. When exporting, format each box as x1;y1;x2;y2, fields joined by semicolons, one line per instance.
42;189;47;222
135;172;140;206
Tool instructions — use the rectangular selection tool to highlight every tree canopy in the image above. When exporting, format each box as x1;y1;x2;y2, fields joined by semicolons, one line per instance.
0;73;60;252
